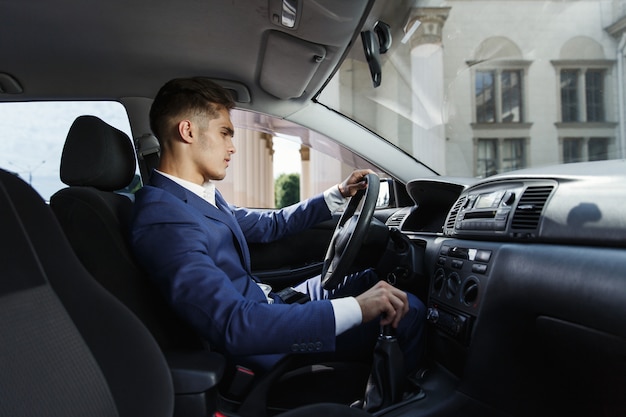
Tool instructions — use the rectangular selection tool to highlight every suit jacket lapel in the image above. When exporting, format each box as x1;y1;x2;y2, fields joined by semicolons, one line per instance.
150;171;252;272
213;190;252;271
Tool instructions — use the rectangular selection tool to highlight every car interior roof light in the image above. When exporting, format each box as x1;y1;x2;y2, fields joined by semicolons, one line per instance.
281;0;297;28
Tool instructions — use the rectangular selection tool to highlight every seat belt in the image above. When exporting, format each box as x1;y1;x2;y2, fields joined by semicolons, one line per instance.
135;133;160;183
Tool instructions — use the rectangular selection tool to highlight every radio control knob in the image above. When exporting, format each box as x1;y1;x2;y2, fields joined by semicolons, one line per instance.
502;191;515;206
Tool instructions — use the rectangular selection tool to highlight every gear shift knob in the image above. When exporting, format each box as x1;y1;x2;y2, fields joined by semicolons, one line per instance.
362;324;405;411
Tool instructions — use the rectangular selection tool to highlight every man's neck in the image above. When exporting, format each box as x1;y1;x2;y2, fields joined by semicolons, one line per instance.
156;170;216;206
158;155;204;186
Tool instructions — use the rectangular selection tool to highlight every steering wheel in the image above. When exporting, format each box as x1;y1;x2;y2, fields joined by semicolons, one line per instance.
321;173;380;290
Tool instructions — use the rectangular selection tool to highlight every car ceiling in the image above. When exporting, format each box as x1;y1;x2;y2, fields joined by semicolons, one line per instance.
0;0;372;117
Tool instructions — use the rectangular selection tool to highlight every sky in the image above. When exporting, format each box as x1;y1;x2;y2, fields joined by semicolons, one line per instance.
0;101;300;200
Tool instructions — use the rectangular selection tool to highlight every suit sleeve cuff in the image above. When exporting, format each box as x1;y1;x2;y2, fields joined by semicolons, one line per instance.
330;297;362;336
323;185;348;213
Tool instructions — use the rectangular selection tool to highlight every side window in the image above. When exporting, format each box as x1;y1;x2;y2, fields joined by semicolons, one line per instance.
222;109;382;208
0;101;133;201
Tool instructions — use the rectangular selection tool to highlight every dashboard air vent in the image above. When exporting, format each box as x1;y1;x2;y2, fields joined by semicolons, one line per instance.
511;185;554;230
445;196;466;231
386;211;407;228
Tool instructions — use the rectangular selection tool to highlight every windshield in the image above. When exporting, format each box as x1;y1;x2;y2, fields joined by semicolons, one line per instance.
318;0;625;178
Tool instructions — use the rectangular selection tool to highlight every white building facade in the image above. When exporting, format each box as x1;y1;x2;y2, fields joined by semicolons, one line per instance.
219;0;626;207
419;0;626;177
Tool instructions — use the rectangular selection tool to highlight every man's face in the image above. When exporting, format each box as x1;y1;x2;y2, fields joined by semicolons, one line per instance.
192;108;236;181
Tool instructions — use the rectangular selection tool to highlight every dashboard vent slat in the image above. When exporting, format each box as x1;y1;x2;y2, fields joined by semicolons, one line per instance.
386;211;407;228
445;196;466;231
511;185;554;230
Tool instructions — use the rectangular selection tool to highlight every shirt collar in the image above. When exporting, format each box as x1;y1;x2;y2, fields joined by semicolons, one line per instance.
156;170;216;206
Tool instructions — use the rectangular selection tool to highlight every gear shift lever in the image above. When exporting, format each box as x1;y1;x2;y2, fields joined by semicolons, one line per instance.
362;324;405;412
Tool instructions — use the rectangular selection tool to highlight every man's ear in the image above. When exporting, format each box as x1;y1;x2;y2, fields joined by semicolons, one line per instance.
178;119;194;143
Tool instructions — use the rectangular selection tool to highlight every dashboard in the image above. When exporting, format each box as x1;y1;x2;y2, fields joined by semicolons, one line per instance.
388;160;626;415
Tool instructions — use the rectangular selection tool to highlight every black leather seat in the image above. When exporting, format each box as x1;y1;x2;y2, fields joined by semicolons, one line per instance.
49;116;227;415
50;115;201;351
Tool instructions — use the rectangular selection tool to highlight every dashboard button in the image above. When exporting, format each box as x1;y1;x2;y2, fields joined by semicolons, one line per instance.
475;250;492;263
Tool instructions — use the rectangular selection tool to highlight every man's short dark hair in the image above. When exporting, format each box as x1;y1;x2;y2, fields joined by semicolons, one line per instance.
149;77;235;144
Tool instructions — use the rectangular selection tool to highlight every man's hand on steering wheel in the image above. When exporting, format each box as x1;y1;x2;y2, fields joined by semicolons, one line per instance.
337;169;375;198
321;170;380;290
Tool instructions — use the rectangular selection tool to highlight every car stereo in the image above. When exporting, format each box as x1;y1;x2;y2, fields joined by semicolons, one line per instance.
455;188;517;232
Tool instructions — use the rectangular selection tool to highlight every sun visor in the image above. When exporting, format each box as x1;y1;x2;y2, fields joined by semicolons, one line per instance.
259;31;326;100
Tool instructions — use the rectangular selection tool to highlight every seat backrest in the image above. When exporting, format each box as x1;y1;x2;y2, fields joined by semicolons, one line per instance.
0;168;173;417
50;115;202;350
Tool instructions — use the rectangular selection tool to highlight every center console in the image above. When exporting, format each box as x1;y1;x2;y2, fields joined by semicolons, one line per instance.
426;239;498;374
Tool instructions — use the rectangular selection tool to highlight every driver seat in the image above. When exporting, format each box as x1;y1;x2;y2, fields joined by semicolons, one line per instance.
48;115;373;414
49;115;202;351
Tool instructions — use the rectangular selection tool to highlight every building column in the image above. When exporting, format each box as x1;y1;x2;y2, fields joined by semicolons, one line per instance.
220;111;274;207
607;17;626;158
404;7;450;174
300;146;311;199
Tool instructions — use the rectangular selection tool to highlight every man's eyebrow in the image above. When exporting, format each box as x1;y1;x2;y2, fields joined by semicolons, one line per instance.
224;127;235;136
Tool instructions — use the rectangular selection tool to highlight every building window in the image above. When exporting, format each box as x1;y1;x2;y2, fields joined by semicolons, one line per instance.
476;138;527;177
501;71;522;122
562;137;609;163
563;138;583;163
585;70;605;122
588;137;608;161
477;138;498;177
560;70;579;122
476;71;495;123
475;69;523;123
559;68;605;122
502;138;526;171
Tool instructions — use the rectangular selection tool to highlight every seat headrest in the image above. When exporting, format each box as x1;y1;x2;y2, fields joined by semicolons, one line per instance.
60;115;136;191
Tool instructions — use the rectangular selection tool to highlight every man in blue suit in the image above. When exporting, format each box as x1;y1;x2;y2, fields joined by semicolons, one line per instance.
131;77;425;374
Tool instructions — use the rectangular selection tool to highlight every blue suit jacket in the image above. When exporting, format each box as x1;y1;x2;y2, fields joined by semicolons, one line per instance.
131;172;336;370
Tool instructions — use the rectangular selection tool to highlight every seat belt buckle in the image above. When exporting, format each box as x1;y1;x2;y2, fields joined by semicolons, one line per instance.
275;287;310;304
